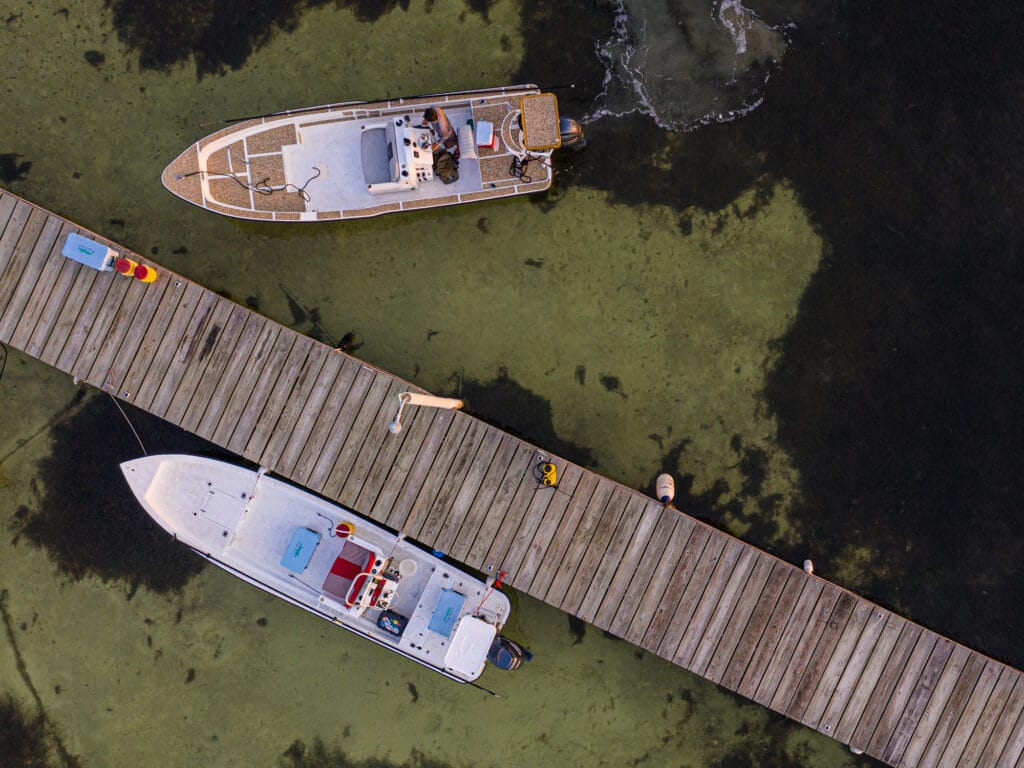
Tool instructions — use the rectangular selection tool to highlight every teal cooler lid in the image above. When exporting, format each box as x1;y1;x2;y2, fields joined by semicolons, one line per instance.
62;232;114;271
280;528;321;573
427;589;466;637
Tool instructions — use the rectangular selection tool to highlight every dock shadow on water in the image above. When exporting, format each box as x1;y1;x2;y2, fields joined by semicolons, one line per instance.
446;367;594;469
9;393;228;596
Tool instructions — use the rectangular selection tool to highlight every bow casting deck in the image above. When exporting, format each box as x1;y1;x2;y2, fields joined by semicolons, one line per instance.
1;188;1022;767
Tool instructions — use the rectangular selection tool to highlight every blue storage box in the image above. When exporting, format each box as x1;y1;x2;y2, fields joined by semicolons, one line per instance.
61;232;115;271
427;589;466;637
280;528;321;573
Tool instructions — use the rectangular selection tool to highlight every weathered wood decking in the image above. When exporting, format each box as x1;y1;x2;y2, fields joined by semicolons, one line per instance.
1;187;1023;767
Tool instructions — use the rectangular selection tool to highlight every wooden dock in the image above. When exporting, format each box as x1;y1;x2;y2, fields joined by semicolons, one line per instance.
1;187;1022;767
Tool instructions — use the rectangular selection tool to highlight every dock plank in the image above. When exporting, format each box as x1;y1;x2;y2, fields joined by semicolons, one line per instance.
225;329;302;457
831;615;909;743
592;500;666;632
143;289;225;417
355;400;438;516
161;303;252;425
735;571;811;699
0;214;65;342
602;509;681;639
321;375;405;501
682;547;761;673
462;442;544;569
751;578;831;707
37;261;99;368
862;631;940;757
954;666;1020;768
518;469;601;597
86;276;174;392
632;521;709;649
194;315;277;441
301;364;377;492
62;270;133;380
702;553;777;684
6;221;74;349
244;335;318;463
913;653;989;767
23;255;83;359
0;208;54;333
775;589;858;716
113;279;196;403
879;636;956;765
430;428;508;557
335;378;409;508
279;354;357;479
559;487;634;615
973;675;1024;768
893;644;974;767
717;561;792;690
651;532;733;659
848;622;925;752
380;408;459;531
0;203;42;319
496;462;585;583
397;412;480;540
375;408;456;530
935;658;1002;767
576;493;651;624
0;194;19;241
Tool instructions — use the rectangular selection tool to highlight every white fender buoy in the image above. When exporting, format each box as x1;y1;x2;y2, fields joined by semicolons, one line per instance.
803;559;814;575
656;473;675;504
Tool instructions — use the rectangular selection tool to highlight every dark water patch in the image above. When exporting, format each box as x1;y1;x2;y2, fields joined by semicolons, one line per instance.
106;0;493;76
280;738;456;768
0;152;32;183
523;258;543;268
598;374;625;397
567;615;586;644
245;295;262;310
83;50;105;66
574;364;585;385
475;217;489;234
448;367;594;468
10;395;230;594
185;668;196;683
406;682;418;703
744;2;1024;666
0;693;53;768
524;0;1024;665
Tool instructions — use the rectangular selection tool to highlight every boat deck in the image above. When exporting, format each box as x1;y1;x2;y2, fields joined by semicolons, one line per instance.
162;86;554;222
2;189;1024;766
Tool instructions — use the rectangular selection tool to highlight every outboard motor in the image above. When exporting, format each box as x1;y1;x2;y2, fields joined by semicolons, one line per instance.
559;116;586;150
487;635;534;670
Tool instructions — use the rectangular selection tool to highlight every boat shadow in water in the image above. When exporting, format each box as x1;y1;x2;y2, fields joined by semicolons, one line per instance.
11;393;231;596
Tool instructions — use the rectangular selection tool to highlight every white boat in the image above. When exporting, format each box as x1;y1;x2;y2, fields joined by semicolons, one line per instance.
121;454;525;682
161;84;584;222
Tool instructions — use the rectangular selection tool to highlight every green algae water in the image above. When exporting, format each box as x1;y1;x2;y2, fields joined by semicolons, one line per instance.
2;0;1022;766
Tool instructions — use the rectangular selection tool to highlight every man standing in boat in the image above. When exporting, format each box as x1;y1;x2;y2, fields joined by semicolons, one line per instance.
421;107;458;157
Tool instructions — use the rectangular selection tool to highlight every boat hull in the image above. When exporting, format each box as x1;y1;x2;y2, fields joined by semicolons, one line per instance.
161;85;558;222
121;454;511;682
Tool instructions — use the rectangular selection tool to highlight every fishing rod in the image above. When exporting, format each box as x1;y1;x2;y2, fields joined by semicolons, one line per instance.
469;680;501;697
